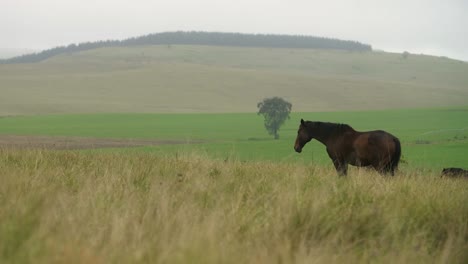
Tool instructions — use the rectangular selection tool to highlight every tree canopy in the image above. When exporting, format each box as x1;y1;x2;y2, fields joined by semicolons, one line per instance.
257;97;292;139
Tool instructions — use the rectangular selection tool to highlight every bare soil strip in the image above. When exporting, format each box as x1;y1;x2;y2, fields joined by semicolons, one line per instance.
0;135;197;150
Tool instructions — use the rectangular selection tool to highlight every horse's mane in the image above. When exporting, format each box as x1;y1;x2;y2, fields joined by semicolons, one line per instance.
306;121;354;136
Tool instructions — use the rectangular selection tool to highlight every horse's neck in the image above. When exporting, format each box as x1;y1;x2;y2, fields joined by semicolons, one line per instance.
313;132;333;146
311;123;355;146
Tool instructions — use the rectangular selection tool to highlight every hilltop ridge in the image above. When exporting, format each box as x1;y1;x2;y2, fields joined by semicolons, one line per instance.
0;31;371;64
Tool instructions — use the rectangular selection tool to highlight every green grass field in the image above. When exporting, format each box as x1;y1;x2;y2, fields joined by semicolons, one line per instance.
0;108;466;169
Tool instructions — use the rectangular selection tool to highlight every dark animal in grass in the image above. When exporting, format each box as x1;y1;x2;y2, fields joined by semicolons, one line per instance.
441;168;468;178
294;119;401;176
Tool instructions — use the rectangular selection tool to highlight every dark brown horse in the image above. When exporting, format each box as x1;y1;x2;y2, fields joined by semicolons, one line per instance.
294;119;401;176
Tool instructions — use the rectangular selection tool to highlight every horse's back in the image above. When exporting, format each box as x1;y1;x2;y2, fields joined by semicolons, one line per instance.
353;130;400;169
354;130;395;149
369;130;398;145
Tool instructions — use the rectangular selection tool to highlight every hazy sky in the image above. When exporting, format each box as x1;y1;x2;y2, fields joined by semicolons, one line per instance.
1;0;467;60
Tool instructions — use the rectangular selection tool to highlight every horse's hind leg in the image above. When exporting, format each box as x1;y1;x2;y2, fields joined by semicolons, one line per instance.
384;160;397;176
374;163;395;176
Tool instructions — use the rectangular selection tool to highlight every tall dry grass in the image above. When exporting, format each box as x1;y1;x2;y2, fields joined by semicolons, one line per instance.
0;149;467;263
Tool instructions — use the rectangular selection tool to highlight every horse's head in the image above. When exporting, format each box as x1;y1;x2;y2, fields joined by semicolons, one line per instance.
294;119;313;153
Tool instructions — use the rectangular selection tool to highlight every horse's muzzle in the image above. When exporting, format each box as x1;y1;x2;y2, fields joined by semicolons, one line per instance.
294;146;302;153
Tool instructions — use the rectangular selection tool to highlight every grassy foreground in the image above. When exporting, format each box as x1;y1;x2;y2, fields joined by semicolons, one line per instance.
1;150;467;263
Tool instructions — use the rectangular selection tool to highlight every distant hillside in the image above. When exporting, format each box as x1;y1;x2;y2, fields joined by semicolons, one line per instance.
0;45;466;115
0;31;371;64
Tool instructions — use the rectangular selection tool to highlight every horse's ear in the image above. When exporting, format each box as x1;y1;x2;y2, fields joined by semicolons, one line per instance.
301;119;305;125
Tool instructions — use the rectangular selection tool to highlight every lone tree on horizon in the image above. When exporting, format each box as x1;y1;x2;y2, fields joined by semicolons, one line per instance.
257;97;292;140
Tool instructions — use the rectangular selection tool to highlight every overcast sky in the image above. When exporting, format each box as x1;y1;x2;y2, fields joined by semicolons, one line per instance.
1;0;467;60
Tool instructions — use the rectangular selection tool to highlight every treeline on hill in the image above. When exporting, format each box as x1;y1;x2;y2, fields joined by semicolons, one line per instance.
0;31;372;64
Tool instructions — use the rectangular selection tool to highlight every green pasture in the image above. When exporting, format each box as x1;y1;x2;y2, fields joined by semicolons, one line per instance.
0;108;466;169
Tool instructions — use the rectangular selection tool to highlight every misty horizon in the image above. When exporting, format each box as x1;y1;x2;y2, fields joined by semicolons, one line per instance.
0;30;466;62
1;0;467;61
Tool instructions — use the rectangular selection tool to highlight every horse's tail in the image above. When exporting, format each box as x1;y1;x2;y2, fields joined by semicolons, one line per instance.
390;137;401;174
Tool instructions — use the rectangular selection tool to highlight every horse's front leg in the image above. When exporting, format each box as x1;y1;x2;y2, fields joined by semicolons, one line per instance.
332;159;348;176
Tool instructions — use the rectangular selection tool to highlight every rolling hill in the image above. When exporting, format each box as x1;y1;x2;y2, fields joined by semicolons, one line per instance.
1;44;467;115
0;31;371;64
